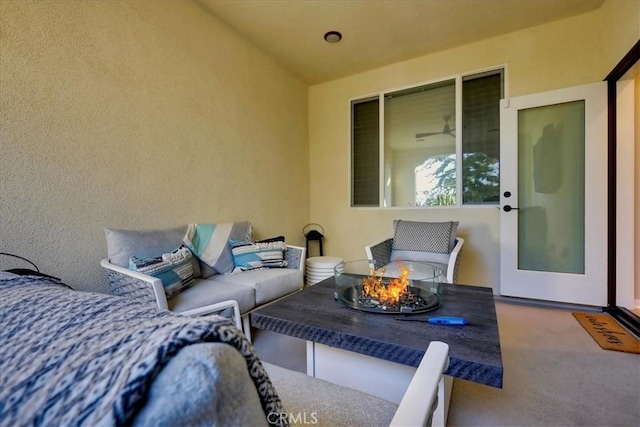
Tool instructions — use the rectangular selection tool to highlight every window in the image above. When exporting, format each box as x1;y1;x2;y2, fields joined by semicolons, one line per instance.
351;69;503;208
351;98;379;207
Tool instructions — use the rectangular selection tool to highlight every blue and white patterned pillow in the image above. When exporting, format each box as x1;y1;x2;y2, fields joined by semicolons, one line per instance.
129;246;195;297
230;239;288;272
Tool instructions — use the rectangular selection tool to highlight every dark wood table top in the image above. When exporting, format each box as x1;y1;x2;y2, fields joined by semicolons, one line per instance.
251;278;503;388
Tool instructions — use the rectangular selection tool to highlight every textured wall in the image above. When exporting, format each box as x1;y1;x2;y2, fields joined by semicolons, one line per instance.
308;0;639;294
0;1;309;293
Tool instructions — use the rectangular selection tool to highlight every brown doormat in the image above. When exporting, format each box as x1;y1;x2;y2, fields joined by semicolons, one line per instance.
573;312;640;354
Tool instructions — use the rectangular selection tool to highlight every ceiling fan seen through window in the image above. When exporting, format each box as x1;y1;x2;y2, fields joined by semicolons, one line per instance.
416;115;455;140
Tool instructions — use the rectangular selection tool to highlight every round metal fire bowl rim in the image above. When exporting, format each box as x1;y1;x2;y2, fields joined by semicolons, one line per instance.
336;259;444;282
336;285;440;314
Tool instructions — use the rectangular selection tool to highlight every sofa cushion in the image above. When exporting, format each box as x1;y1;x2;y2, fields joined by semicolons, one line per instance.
167;278;255;314
392;220;459;254
230;240;288;271
129;246;195;297
183;222;252;275
213;269;303;306
105;226;202;278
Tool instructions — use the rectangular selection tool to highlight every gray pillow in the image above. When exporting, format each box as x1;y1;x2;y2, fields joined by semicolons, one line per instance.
105;226;202;278
392;220;459;254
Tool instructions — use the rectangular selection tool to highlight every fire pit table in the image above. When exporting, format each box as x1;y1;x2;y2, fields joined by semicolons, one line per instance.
334;260;443;314
250;274;502;426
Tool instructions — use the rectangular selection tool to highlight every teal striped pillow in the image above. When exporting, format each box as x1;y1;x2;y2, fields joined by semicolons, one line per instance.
230;240;288;272
129;246;195;297
183;222;253;274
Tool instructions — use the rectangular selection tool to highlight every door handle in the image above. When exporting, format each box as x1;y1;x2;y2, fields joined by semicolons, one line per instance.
503;205;519;212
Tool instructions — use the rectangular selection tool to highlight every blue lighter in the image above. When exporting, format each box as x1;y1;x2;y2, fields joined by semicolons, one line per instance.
394;315;468;325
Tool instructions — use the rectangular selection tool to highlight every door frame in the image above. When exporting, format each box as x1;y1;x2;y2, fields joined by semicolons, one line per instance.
499;83;608;306
604;39;639;335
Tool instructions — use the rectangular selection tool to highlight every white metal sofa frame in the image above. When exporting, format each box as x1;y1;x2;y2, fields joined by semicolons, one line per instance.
100;259;244;329
365;237;464;283
100;245;306;340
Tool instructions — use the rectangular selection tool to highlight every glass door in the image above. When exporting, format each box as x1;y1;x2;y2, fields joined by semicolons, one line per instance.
500;82;607;306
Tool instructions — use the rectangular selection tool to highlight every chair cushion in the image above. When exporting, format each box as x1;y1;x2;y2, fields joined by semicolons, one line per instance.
382;261;448;281
212;269;303;305
105;226;202;278
183;222;252;275
392;220;459;254
129;246;195;297
167;278;256;314
390;250;450;266
263;362;397;426
134;344;267;427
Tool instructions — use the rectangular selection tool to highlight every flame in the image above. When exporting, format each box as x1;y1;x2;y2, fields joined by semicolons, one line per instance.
361;262;410;305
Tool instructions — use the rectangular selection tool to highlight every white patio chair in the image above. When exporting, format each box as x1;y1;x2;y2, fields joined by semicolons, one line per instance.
365;220;464;283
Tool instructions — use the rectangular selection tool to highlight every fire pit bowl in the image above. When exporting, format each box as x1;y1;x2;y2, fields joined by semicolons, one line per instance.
334;260;443;314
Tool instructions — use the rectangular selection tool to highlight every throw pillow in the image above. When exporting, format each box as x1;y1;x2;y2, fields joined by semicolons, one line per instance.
392;220;459;254
104;226;202;279
183;222;252;274
256;235;285;244
129;246;195;297
230;239;288;272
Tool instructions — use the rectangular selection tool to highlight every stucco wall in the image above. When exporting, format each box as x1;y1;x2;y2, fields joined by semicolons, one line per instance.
0;1;309;293
308;0;639;296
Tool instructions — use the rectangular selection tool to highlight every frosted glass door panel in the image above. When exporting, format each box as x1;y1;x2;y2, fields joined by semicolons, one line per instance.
517;102;585;274
500;82;607;306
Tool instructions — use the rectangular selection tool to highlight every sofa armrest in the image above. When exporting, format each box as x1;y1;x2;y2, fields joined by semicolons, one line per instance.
447;237;464;284
100;258;168;309
285;245;306;271
365;238;393;267
180;299;243;331
390;341;450;427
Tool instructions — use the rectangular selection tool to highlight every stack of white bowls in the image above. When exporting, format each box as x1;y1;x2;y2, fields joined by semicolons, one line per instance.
306;256;344;286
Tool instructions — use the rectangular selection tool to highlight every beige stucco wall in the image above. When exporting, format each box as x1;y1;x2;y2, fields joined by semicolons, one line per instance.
0;1;309;293
308;0;639;296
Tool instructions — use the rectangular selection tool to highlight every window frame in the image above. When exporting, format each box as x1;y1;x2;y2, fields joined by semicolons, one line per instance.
349;65;507;209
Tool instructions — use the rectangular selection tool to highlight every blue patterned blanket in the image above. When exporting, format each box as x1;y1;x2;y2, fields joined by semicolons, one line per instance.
0;275;286;426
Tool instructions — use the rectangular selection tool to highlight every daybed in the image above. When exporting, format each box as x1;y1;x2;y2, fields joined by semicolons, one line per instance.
100;223;305;340
0;273;449;427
